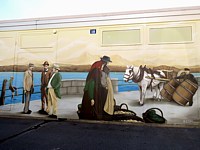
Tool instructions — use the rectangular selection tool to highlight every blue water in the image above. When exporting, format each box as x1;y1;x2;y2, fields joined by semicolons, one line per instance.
1;72;199;105
0;72;138;104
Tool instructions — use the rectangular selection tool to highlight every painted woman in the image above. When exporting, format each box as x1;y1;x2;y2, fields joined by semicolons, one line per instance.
79;56;115;120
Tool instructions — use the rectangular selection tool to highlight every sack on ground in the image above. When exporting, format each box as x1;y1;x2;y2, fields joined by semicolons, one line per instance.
142;108;166;123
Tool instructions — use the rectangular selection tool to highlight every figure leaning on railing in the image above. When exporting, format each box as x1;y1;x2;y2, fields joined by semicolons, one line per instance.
9;76;18;99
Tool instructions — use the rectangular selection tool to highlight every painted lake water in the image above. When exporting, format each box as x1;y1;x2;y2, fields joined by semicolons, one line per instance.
1;72;199;105
0;72;139;105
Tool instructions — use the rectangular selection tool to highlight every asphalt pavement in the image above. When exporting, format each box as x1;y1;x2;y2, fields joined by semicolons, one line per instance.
0;117;200;150
0;90;200;150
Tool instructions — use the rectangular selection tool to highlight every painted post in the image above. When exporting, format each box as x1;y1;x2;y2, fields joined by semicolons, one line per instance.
0;79;8;105
22;89;24;103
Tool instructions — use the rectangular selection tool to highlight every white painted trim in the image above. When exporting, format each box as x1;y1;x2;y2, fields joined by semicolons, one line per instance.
0;6;200;31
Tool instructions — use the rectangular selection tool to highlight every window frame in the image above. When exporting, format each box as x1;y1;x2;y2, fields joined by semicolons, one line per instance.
100;27;142;47
147;24;195;45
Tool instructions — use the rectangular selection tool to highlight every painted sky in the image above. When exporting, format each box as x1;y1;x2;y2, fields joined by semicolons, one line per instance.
0;0;200;20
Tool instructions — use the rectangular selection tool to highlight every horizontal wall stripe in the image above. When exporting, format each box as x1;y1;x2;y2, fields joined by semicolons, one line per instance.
0;6;200;31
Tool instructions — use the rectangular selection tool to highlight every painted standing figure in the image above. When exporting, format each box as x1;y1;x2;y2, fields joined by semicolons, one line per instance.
79;56;115;120
23;63;34;114
46;64;62;118
39;61;51;114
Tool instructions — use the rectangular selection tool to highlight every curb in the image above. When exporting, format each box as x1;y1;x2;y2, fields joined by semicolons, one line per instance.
0;114;199;129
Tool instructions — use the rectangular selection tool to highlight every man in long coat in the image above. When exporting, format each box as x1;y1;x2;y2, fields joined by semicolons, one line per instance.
23;63;34;114
39;61;51;114
80;56;114;120
46;64;62;118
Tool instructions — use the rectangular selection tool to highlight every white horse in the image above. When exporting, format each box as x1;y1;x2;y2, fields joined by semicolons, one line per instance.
123;65;165;105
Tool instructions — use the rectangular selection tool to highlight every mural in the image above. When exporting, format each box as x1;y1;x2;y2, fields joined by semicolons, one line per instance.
124;65;198;106
0;18;200;125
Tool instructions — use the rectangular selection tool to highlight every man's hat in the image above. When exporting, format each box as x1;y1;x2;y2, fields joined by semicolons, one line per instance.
100;55;112;63
184;68;190;71
53;64;60;71
43;61;49;66
28;63;34;67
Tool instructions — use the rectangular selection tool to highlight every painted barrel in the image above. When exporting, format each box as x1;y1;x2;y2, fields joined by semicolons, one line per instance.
160;79;180;101
172;79;198;106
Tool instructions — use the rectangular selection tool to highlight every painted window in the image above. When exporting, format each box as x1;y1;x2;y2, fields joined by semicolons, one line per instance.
149;26;192;44
20;32;55;49
102;29;141;46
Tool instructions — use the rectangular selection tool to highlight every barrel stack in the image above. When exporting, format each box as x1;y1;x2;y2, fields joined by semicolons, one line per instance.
161;77;198;106
160;79;180;101
172;79;198;106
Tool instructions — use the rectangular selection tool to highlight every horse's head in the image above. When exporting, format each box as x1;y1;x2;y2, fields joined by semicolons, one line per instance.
123;65;134;82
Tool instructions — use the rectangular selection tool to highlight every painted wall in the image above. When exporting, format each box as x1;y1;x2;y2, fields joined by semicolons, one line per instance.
0;7;200;124
0;20;200;69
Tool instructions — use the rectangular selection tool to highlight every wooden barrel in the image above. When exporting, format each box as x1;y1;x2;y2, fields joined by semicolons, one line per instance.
172;79;198;106
160;79;180;101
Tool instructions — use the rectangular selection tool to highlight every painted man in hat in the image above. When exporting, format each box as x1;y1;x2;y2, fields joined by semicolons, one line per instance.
79;55;115;120
39;61;52;114
176;68;197;83
23;63;34;114
46;64;62;118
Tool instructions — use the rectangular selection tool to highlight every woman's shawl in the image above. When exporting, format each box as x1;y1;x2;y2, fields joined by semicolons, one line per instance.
104;77;114;115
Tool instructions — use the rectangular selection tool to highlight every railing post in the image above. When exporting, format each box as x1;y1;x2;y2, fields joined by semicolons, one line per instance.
22;88;24;103
0;79;7;105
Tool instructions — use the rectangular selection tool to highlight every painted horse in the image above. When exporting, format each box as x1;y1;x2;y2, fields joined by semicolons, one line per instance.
123;65;166;105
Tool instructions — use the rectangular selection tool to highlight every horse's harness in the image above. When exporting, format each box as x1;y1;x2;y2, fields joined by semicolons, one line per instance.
124;66;144;83
124;65;165;90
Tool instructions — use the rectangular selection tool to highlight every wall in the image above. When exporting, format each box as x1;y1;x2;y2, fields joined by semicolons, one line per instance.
0;7;200;68
0;7;200;124
0;20;200;68
60;78;118;95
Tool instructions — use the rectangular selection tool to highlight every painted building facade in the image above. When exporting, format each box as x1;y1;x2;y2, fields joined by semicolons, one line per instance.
0;6;200;124
0;6;200;68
